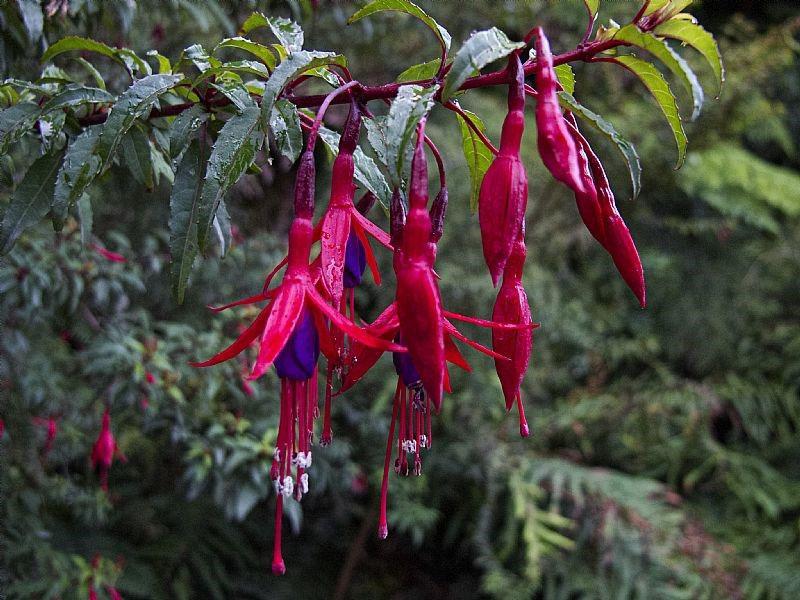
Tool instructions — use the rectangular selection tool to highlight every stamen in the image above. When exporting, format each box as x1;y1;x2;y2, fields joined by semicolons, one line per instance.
379;380;402;539
517;392;530;438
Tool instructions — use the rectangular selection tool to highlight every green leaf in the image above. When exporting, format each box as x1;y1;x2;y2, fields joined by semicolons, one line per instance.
42;85;115;112
194;61;271;87
558;91;642;199
214;38;277;70
441;28;524;102
116;48;152;77
179;44;220;72
614;24;704;120
0;102;40;153
52;126;102;227
554;64;575;95
73;57;106;89
318;126;392;207
385;84;438;185
612;55;687;168
96;74;182;169
270;99;302;163
169;104;209;159
583;0;600;16
655;19;724;95
121;125;155;190
348;0;451;54
240;13;304;53
0;149;64;253
454;107;493;212
170;139;206;303
17;0;43;44
147;50;172;74
396;58;441;83
197;106;262;251
260;50;344;131
42;36;128;70
364;115;389;166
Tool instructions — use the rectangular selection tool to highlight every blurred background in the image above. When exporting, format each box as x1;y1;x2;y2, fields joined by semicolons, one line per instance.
1;1;799;598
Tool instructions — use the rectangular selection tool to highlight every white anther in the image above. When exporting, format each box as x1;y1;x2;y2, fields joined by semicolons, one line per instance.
273;447;281;461
419;435;428;448
300;473;309;494
280;476;294;497
401;440;417;454
292;451;313;469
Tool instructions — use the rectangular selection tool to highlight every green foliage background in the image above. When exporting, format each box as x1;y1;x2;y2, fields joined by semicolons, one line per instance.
1;1;799;599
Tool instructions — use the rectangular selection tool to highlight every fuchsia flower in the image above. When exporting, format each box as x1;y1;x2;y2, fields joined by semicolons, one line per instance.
392;123;447;410
91;408;125;491
533;28;587;196
479;54;529;286
566;118;647;307
193;142;403;575
0;418;5;439
316;101;390;308
492;233;537;437
107;586;123;600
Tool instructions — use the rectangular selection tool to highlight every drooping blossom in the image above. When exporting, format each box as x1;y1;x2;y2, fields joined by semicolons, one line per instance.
91;408;125;491
90;243;127;263
492;232;536;437
567;118;646;307
393;122;447;410
533;27;586;196
479;54;529;286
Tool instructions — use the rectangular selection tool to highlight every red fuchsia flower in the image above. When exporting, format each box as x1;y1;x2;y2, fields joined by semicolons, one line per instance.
91;408;125;491
90;243;126;263
392;123;447;410
32;415;58;456
192;146;403;576
533;27;587;196
567;119;647;307
492;232;538;437
88;586;98;600
0;418;5;439
479;54;529;286
316;101;390;308
145;371;156;385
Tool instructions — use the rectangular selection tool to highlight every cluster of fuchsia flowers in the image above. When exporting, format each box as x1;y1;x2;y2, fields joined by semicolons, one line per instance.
190;25;646;575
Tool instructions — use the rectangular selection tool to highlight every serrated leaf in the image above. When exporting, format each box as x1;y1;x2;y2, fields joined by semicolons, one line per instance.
169;104;209;159
554;64;575;95
454;107;493;212
615;24;704;120
348;0;451;54
116;48;152;77
17;0;43;44
396;58;441;83
441;28;524;102
385;84;438;185
170;140;206;303
0;149;64;253
318;126;392;207
215;38;277;70
655;19;724;95
364;115;389;166
197;106;262;251
121;126;155;190
210;83;256;113
180;44;219;72
42;85;114;112
240;13;304;53
260;50;344;131
612;55;687;168
96;74;182;169
52;127;102;227
0;102;40;153
42;36;128;70
558;91;642;199
270;99;302;163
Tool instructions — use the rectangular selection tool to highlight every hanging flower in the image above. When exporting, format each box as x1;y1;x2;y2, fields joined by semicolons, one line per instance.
492;233;536;437
533;27;586;196
91;408;125;492
479;54;529;286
